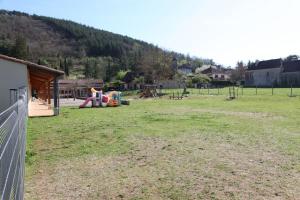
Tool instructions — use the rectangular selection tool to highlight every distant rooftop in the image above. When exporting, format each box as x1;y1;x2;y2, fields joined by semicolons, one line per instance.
282;60;300;73
248;58;282;70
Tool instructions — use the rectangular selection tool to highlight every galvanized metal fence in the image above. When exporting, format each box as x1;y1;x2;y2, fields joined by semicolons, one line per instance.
0;88;27;200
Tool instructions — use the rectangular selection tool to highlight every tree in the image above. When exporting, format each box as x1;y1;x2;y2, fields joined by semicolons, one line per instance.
11;35;28;59
192;73;211;84
104;56;121;81
231;61;246;82
115;70;130;81
0;40;13;55
84;59;93;78
64;58;69;76
285;55;299;62
59;59;63;70
133;76;145;85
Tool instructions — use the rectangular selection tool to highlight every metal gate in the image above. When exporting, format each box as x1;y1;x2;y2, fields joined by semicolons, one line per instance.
0;88;27;200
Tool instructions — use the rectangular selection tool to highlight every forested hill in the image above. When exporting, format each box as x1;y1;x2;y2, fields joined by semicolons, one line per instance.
0;10;210;82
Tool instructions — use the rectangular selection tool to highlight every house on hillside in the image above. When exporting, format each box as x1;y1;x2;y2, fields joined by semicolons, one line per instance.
197;65;231;81
177;64;193;75
0;54;64;116
195;64;214;74
245;58;300;87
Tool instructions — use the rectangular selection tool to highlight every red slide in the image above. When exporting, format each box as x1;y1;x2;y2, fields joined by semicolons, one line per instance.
79;97;94;108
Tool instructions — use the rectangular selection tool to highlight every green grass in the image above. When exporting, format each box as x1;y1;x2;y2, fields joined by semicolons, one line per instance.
25;90;300;199
162;87;300;97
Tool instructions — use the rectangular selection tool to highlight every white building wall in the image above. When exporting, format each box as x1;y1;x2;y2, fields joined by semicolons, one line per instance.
0;59;28;112
246;68;281;87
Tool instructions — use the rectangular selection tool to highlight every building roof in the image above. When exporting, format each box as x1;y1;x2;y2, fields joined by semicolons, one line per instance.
196;65;217;72
282;60;300;73
0;54;64;76
201;66;226;75
248;58;282;70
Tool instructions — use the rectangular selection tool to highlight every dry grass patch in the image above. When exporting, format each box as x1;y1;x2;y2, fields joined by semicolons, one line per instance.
26;134;300;200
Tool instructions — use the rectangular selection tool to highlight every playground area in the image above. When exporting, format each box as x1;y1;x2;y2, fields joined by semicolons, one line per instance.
25;89;300;199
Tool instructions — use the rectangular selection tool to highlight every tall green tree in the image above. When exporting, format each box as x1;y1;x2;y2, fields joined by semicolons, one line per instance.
11;35;28;59
231;61;246;82
64;58;69;76
84;59;93;78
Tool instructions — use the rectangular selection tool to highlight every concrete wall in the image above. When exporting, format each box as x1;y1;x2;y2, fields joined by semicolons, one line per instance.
280;72;300;87
157;80;183;89
245;68;281;87
0;59;28;112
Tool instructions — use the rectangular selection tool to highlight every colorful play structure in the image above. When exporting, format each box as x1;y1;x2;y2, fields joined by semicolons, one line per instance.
79;88;129;108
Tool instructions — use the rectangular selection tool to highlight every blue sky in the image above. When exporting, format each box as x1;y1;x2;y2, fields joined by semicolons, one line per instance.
1;0;300;67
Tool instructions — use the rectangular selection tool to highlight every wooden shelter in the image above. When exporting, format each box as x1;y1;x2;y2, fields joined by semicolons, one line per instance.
0;54;64;116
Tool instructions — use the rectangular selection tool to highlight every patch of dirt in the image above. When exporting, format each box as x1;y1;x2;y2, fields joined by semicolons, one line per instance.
161;107;283;120
25;134;299;200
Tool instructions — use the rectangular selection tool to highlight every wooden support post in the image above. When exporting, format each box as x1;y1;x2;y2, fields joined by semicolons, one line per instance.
47;81;51;105
233;86;235;98
53;78;59;115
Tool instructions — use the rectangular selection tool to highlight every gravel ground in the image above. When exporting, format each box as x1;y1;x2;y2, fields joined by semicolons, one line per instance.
51;98;86;107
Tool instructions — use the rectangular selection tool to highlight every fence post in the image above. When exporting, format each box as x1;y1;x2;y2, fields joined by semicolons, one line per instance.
290;84;293;97
256;86;258;95
272;86;274;96
233;86;235;98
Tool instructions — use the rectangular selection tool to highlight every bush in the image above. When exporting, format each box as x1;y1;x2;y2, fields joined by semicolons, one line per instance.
192;74;211;84
116;70;130;81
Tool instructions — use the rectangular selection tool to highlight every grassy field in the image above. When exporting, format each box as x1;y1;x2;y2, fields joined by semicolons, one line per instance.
25;90;300;199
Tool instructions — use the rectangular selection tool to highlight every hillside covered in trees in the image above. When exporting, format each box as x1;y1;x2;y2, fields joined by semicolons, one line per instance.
0;10;212;83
